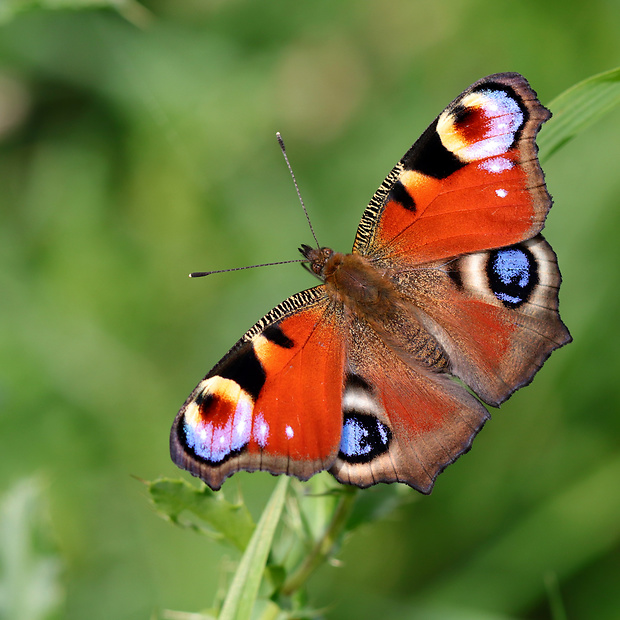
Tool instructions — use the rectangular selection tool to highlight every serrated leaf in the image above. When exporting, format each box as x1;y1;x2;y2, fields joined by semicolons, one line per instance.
539;66;620;160
147;478;254;552
219;477;289;620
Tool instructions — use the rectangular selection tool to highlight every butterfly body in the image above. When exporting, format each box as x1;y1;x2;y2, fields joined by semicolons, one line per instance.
171;73;571;493
306;246;451;371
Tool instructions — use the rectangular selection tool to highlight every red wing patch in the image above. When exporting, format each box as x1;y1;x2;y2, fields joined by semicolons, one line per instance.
250;308;344;466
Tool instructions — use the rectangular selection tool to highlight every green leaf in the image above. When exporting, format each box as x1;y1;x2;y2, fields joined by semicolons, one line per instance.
0;477;63;620
219;477;289;620
280;485;357;597
147;478;255;552
539;66;620;160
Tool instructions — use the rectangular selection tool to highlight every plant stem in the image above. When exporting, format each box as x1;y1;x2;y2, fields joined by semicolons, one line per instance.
280;488;357;596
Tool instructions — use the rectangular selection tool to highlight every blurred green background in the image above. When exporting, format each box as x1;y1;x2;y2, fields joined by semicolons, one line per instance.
0;1;619;619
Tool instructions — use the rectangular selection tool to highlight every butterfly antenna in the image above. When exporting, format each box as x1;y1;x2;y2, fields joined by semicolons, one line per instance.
191;134;315;278
277;132;320;248
190;259;304;278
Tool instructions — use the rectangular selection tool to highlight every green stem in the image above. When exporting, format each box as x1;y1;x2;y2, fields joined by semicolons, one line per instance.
280;488;357;597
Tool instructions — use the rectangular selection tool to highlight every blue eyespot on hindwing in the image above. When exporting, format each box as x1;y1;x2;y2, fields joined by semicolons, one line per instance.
338;374;392;464
487;245;537;308
339;413;392;464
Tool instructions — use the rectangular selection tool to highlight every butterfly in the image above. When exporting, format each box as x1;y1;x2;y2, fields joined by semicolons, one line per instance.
170;73;571;493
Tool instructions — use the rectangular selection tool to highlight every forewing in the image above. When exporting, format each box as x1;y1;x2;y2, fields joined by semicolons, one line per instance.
170;287;346;490
353;73;551;263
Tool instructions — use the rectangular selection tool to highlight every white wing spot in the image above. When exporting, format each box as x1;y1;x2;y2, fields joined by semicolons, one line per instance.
253;413;270;448
285;425;294;439
479;156;513;174
496;188;508;198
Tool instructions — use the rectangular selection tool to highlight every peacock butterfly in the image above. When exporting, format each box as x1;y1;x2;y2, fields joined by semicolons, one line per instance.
170;73;571;493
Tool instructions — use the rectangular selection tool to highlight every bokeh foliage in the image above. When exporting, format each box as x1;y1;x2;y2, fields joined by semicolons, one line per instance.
0;1;619;619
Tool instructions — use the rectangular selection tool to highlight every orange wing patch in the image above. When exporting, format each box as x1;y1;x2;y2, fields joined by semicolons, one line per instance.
249;308;345;466
171;296;346;490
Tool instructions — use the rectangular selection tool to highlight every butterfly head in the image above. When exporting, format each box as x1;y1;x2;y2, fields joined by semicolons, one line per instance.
299;244;335;279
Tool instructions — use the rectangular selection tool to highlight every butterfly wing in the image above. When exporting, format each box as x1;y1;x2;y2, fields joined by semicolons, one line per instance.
353;73;552;263
386;235;571;406
350;71;570;406
330;72;570;488
330;315;490;493
328;242;569;492
170;287;346;490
